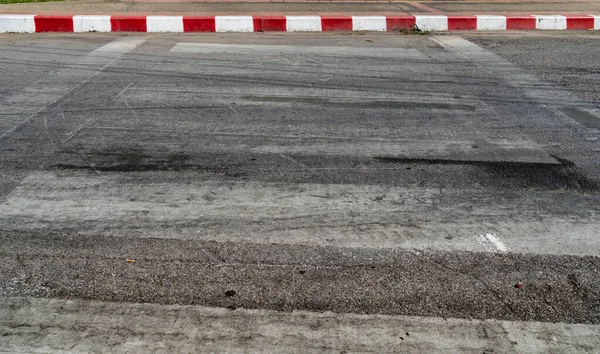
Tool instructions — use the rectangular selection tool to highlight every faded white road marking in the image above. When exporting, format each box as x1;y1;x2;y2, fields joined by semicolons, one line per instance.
484;233;509;252
0;37;147;140
91;37;148;55
429;36;600;122
1;171;598;255
477;233;509;253
170;43;426;60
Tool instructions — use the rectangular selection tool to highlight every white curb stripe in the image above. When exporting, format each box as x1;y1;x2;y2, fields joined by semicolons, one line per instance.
147;16;184;33
286;16;322;32
1;14;600;33
352;16;387;31
73;15;111;33
0;14;36;33
215;16;254;32
535;15;567;30
415;16;448;31
476;15;506;31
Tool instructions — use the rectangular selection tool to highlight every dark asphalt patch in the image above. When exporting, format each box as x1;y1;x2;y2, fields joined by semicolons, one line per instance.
373;157;561;166
373;156;600;192
50;148;600;193
468;36;600;106
1;232;599;324
559;107;600;129
51;152;193;173
240;96;477;111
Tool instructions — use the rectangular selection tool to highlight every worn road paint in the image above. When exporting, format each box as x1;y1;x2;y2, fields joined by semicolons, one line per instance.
485;233;509;252
476;234;509;253
0;37;147;140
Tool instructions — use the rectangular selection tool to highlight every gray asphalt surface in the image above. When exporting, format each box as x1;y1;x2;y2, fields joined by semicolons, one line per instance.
468;34;600;104
2;232;599;324
0;32;599;350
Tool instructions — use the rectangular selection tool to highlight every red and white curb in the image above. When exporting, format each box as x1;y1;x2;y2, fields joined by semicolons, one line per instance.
1;14;599;33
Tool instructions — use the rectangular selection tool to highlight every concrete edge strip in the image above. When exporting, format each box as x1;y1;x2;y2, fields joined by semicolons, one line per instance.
0;14;599;33
2;297;600;352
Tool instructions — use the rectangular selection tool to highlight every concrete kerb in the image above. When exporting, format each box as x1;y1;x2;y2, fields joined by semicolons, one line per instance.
0;14;599;33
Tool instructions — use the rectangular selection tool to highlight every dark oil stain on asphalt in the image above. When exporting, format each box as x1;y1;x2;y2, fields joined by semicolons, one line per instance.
52;152;194;173
374;156;600;192
51;147;599;193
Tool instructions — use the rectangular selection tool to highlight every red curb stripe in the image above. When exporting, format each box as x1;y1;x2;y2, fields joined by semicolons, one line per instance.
506;17;536;30
566;16;594;30
111;16;147;32
448;16;476;31
34;15;74;32
386;16;416;31
258;16;287;32
183;16;216;32
3;14;599;33
321;16;352;31
253;17;262;32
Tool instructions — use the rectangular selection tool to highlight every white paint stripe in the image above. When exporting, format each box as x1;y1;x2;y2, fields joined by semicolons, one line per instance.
476;15;506;31
415;16;448;31
91;37;147;54
594;15;600;30
170;43;425;59
73;15;111;33
484;233;509;252
534;15;567;30
0;37;147;141
0;14;36;33
352;16;386;31
215;16;254;32
147;16;184;33
286;16;322;32
475;235;495;253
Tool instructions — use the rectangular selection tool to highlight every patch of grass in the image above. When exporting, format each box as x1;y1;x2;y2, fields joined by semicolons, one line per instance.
0;0;64;4
394;25;431;35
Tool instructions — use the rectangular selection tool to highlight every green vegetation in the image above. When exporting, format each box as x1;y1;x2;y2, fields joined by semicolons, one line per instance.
393;26;431;35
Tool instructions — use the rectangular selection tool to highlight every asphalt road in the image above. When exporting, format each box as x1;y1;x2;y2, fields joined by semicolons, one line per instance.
0;32;599;352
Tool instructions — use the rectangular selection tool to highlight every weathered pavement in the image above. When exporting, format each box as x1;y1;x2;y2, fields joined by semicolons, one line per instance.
3;297;600;353
0;32;599;352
